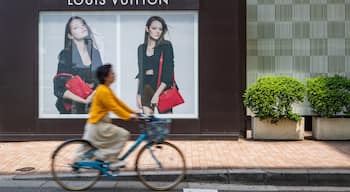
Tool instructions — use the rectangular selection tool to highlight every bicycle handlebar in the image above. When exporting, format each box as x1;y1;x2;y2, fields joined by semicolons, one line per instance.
136;113;156;122
136;113;171;124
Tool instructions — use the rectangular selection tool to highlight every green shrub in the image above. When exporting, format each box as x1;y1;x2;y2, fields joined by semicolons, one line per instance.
243;76;305;122
306;75;350;117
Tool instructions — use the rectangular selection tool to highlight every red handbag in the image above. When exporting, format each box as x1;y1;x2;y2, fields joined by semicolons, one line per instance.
55;73;93;99
157;52;184;113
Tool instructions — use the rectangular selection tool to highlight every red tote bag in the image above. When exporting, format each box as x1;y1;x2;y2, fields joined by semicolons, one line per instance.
55;73;93;99
157;86;185;113
156;52;184;113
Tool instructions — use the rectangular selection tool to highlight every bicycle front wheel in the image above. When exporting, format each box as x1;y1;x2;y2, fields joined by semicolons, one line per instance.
51;139;101;191
136;141;186;191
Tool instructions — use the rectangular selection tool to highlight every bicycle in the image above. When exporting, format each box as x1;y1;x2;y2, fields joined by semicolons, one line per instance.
51;115;186;191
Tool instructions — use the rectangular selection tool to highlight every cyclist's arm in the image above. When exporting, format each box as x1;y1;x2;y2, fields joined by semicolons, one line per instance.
99;88;134;120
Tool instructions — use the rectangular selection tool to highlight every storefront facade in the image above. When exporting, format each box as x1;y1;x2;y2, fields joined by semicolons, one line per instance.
246;0;350;120
0;0;247;141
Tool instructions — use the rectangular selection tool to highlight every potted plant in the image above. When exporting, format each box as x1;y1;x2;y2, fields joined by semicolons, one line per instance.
306;75;350;140
243;76;305;140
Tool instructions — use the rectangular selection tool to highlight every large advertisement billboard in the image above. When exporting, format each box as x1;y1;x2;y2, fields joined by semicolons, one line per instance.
39;11;198;119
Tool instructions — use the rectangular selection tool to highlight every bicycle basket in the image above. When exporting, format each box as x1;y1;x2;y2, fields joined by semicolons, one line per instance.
146;119;171;143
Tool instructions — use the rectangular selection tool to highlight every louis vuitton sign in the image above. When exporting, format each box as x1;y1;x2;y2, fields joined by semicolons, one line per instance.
40;0;199;10
68;0;169;6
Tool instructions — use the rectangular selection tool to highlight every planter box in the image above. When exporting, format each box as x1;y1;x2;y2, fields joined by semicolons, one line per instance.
252;117;304;140
312;117;350;140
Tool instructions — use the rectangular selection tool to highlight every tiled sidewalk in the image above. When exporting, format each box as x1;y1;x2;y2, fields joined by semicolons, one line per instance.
1;138;350;175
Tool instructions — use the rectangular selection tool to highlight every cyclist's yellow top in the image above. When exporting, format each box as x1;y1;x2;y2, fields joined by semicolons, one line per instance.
88;84;134;123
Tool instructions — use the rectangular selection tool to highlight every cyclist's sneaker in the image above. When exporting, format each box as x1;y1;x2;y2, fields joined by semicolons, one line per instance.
93;150;106;161
109;160;126;170
107;169;120;177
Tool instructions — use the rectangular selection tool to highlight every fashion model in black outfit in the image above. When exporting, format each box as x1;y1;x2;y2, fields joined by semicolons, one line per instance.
54;16;103;114
136;16;174;114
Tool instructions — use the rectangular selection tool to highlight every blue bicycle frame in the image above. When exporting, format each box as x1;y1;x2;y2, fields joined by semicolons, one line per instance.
74;130;151;178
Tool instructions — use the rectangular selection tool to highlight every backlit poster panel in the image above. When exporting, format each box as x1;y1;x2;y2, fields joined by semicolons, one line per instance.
39;11;198;118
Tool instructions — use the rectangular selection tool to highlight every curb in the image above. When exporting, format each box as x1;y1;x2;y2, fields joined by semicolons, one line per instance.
185;169;350;186
10;168;350;186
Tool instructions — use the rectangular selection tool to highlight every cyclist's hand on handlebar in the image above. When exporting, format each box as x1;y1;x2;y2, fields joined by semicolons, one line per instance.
136;113;152;121
130;113;139;120
131;112;151;121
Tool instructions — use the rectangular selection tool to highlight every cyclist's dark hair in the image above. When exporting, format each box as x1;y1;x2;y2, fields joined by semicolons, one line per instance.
97;64;112;84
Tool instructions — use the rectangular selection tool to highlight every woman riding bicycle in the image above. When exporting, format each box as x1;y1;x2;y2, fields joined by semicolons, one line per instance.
53;66;186;190
77;64;138;170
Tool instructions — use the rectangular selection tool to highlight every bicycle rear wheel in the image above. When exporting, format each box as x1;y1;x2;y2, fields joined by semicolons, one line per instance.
136;141;186;191
51;139;101;191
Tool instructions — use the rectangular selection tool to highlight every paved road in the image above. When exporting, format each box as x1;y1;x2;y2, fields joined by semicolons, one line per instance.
1;177;350;192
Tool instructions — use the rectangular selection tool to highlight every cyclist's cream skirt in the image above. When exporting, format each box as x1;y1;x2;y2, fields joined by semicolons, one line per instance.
80;115;130;163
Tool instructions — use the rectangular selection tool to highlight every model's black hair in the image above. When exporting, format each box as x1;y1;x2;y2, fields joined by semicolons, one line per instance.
144;16;168;45
97;64;112;84
63;16;97;50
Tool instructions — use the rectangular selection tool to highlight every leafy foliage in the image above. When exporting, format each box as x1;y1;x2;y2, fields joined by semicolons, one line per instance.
306;75;350;117
243;76;305;122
